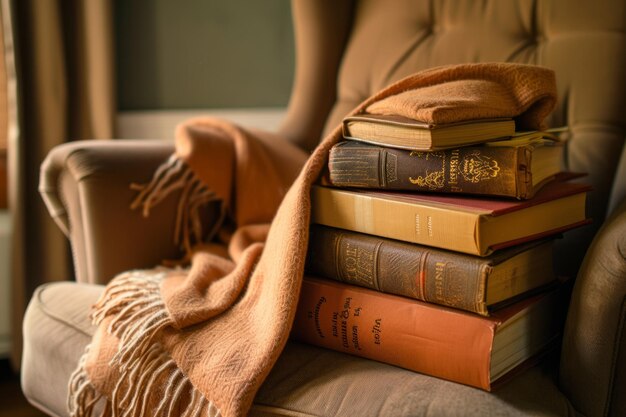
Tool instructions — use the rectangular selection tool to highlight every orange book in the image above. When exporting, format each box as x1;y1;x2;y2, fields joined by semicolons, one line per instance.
291;277;566;391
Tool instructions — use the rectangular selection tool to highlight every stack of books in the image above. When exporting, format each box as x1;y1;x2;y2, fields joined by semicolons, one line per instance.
291;115;591;391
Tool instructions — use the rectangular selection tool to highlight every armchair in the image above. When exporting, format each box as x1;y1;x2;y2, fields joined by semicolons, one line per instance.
22;1;626;416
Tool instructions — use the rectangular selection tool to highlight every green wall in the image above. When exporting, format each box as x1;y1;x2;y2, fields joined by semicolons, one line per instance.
115;1;295;110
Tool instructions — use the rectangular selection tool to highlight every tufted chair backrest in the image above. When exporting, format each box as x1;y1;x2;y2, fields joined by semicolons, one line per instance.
278;1;626;415
280;0;626;274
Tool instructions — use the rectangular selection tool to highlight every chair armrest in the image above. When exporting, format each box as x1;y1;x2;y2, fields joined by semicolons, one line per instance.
560;198;626;417
40;140;186;284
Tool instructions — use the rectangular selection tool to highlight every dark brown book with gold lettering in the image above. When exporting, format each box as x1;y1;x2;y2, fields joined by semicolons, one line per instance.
328;133;563;199
306;225;556;316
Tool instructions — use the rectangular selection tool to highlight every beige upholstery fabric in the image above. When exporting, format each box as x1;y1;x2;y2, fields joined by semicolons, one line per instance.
22;0;626;416
560;200;626;416
23;282;577;417
22;283;102;417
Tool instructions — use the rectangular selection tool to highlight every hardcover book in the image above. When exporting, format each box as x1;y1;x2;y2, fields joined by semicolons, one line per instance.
327;132;563;199
342;114;515;151
310;179;590;256
306;225;556;316
292;276;567;391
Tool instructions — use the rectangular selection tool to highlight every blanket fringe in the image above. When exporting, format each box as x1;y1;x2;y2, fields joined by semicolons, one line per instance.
130;154;224;256
91;270;173;367
69;344;222;417
111;342;222;417
69;269;223;417
68;345;103;417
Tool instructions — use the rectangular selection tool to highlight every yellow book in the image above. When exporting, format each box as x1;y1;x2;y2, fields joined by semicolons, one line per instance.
311;179;590;256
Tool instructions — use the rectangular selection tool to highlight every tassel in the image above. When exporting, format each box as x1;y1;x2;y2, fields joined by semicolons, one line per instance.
129;155;223;258
89;269;174;367
70;268;223;417
153;368;184;416
91;270;164;324
108;343;222;417
100;400;112;417
68;345;103;417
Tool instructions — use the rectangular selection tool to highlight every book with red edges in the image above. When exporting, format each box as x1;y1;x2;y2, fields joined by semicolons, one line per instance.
311;179;591;256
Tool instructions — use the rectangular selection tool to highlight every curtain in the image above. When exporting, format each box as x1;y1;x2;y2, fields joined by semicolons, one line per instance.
0;11;6;210
3;0;116;367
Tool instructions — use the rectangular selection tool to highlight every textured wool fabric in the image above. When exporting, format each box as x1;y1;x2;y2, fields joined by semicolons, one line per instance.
366;63;557;130
68;63;557;417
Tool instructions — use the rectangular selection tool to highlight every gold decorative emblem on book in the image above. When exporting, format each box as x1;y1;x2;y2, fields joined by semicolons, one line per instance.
408;151;445;189
408;150;500;189
460;151;500;183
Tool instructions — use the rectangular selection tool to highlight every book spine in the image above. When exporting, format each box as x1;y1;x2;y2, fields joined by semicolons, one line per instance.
292;277;495;390
307;225;490;315
328;144;530;198
311;186;484;255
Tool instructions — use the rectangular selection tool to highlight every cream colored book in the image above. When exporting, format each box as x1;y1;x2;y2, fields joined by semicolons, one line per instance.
310;180;589;256
342;114;516;151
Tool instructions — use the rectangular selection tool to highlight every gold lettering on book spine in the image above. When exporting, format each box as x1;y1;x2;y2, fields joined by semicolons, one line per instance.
432;261;465;307
449;149;461;191
434;262;446;302
342;241;376;287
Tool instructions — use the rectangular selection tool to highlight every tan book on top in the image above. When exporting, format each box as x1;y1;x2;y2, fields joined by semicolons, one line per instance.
342;114;515;151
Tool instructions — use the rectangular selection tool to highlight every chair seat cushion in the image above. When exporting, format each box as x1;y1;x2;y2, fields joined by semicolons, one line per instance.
22;282;577;417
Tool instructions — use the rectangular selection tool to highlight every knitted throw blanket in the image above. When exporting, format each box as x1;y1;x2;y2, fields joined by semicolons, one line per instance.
68;63;556;417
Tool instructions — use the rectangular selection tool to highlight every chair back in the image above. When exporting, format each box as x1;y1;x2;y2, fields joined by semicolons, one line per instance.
278;1;626;415
280;0;626;272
